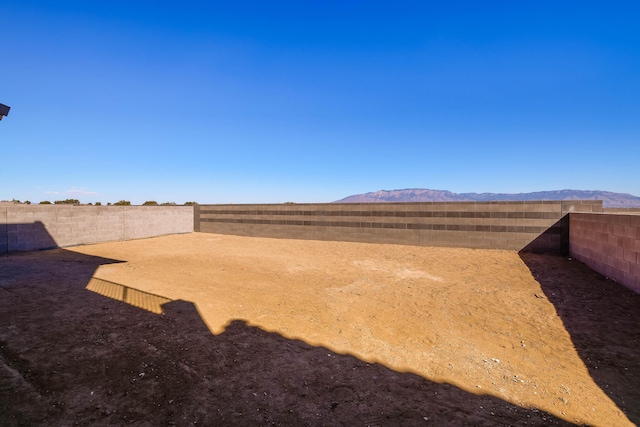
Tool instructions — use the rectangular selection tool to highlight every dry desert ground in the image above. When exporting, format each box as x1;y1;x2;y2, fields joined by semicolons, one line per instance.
1;232;639;426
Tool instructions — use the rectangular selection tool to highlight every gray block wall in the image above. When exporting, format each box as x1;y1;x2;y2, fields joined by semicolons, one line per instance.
0;205;193;253
195;201;603;253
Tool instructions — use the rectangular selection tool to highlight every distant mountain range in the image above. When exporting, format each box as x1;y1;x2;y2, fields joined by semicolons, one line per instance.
334;189;640;208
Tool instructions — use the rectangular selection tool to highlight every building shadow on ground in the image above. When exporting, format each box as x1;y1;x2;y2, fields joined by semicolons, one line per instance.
519;252;640;426
0;245;573;426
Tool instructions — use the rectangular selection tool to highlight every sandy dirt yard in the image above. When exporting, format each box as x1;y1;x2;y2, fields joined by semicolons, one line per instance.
1;232;639;426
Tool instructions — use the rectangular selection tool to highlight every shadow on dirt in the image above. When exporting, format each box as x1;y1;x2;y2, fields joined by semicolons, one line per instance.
0;246;576;426
519;252;640;426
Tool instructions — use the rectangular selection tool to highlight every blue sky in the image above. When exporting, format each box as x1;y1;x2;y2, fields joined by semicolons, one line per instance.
1;1;639;204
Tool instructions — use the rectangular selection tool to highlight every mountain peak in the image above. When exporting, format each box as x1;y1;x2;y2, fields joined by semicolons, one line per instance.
334;188;640;208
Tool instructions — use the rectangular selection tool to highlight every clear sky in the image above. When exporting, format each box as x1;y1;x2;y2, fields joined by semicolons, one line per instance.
1;1;639;205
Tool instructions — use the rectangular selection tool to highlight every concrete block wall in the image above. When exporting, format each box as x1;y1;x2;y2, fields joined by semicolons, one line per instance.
569;213;640;293
603;208;640;215
123;207;194;240
0;205;193;253
0;207;7;253
195;201;603;253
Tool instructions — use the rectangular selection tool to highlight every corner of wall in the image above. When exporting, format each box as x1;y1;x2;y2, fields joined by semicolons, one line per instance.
1;207;7;253
194;205;201;232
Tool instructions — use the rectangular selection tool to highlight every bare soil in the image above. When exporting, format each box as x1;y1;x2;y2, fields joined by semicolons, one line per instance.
1;232;639;426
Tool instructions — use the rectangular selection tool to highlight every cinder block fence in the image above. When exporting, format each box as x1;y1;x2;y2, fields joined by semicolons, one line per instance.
195;201;602;253
2;201;638;295
0;205;193;253
570;213;640;293
194;201;638;293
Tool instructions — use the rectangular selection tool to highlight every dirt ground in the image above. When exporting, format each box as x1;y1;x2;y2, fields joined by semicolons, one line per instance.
1;232;639;426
